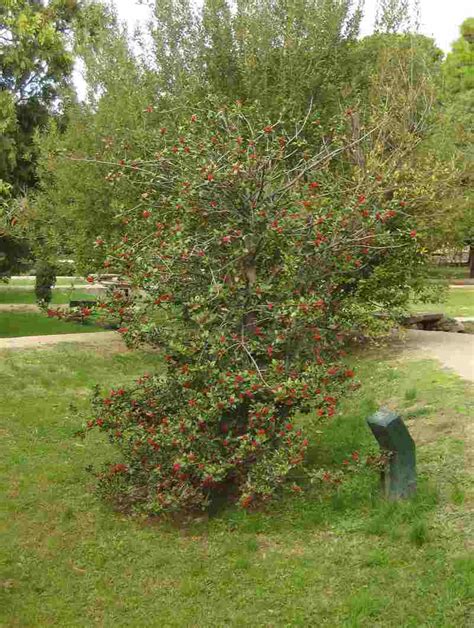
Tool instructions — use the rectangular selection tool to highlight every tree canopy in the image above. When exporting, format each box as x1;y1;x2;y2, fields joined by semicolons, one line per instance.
0;0;80;275
441;18;474;273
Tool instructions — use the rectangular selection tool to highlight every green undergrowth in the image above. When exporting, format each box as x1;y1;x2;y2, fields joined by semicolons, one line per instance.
0;346;472;627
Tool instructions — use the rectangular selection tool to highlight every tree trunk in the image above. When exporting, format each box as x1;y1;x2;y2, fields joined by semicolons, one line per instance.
348;111;366;170
469;246;474;279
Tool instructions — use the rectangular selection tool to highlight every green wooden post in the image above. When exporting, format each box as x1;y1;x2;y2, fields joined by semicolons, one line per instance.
367;408;416;500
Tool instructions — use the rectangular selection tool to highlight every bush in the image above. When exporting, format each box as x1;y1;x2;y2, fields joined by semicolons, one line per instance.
85;101;423;515
35;261;56;307
55;259;76;276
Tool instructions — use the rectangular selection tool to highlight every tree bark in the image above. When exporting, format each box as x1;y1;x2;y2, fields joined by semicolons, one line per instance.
469;246;474;279
346;111;366;169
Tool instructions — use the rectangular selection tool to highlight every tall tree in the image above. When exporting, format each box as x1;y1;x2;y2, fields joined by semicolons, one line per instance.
374;0;415;34
441;18;474;275
0;0;79;275
444;18;474;94
32;2;158;272
32;0;457;280
0;0;78;193
150;0;363;120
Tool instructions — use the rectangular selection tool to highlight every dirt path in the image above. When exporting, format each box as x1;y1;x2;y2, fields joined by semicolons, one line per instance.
0;304;40;312
404;329;474;382
0;331;126;352
1;284;95;290
1;327;472;380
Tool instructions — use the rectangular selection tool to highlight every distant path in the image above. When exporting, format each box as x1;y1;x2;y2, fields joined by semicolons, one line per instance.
1;284;96;291
0;304;41;312
1;325;472;383
0;331;126;352
404;329;474;382
9;275;80;281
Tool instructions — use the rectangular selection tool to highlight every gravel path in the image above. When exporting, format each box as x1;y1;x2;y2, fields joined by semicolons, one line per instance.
404;329;474;382
0;284;97;291
0;331;126;352
1;326;472;383
0;304;42;312
449;285;474;289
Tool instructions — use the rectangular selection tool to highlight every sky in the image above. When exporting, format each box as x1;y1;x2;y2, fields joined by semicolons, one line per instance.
360;0;472;51
74;0;472;97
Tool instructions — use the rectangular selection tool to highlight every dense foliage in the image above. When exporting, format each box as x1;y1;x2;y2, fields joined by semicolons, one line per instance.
441;18;474;274
31;0;365;271
0;0;78;192
31;0;458;272
4;0;470;513
0;0;80;274
34;260;56;307
86;101;425;514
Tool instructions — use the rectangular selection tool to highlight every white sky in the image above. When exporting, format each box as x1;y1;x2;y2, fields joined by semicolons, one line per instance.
74;0;472;98
360;0;472;51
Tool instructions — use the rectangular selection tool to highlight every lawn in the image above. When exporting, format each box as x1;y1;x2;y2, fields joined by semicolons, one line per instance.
1;345;472;627
411;287;474;318
429;265;470;283
0;312;103;338
0;289;94;305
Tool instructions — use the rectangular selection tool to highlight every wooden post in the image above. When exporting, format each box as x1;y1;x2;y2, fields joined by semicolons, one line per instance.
367;408;416;500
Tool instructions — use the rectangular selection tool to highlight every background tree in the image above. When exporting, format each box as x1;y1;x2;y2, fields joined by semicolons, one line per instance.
32;0;459;278
32;3;158;272
374;0;413;34
440;18;474;275
0;0;79;192
443;18;474;94
147;0;364;120
0;0;80;275
33;0;366;272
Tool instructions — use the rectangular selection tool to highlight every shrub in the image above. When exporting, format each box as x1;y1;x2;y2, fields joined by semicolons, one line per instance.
55;259;76;276
85;101;423;515
47;305;92;324
34;261;56;307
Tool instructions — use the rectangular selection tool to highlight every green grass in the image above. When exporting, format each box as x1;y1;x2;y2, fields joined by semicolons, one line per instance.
0;289;95;305
0;346;472;627
0;312;103;338
411;287;474;317
429;265;470;283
